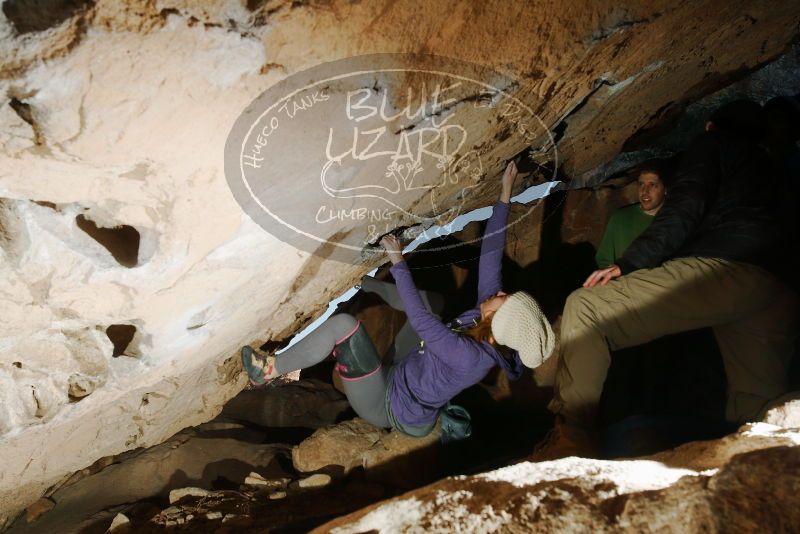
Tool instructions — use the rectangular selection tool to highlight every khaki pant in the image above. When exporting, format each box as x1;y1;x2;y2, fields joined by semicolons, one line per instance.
549;257;799;426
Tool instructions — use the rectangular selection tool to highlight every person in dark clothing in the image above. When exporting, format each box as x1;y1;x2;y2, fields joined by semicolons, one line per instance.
586;100;780;285
534;100;799;460
594;159;671;269
763;95;800;388
763;95;800;291
241;162;556;437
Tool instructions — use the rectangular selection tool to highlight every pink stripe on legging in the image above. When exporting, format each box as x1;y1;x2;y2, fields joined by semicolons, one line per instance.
338;364;382;382
334;320;362;345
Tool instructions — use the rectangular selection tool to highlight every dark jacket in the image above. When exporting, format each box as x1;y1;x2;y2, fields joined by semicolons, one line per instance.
617;131;781;274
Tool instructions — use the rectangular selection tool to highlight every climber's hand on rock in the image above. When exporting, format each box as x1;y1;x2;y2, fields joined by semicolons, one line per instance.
583;265;622;288
500;160;518;203
380;235;405;265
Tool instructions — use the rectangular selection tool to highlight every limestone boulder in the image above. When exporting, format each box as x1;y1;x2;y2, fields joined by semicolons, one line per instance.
761;393;800;429
221;378;351;429
142;477;385;532
2;0;800;525
292;417;442;487
315;425;800;533
649;422;800;472
292;418;385;475
55;403;800;532
6;422;292;534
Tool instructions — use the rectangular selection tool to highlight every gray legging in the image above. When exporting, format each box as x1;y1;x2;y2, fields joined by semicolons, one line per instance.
273;276;444;428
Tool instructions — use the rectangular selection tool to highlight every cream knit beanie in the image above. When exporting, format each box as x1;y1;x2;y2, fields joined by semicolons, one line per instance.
490;291;555;368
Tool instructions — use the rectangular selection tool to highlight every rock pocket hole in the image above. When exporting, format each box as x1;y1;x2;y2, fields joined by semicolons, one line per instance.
8;96;45;145
76;214;140;267
33;200;58;210
107;324;137;357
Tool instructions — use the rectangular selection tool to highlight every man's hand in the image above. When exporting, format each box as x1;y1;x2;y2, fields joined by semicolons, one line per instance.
380;235;405;265
500;160;518;203
583;265;622;288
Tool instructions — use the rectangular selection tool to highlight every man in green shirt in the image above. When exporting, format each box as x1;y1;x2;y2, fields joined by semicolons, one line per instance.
595;162;668;268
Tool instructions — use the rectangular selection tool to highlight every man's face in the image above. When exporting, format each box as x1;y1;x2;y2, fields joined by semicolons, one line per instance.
638;172;666;214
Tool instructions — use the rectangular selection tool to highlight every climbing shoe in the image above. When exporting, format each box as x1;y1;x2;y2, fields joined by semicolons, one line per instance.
240;345;279;387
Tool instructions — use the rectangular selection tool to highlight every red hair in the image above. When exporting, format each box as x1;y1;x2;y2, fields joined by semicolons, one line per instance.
463;315;495;345
462;313;515;361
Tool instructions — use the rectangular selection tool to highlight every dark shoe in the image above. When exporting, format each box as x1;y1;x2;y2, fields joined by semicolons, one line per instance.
528;418;598;462
240;346;278;387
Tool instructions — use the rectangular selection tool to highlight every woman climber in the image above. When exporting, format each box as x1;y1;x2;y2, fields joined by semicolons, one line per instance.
241;160;555;437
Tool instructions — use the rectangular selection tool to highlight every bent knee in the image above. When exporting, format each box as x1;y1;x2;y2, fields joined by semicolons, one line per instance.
329;313;359;340
563;288;602;325
565;288;594;312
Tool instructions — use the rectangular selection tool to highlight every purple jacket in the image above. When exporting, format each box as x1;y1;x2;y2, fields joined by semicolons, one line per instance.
388;201;524;428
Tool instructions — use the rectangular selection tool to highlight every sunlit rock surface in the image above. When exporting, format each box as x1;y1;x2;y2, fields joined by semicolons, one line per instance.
75;407;799;533
1;0;799;524
317;423;800;533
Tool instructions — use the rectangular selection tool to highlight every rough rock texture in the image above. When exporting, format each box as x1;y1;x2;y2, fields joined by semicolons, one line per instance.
762;394;800;429
452;200;546;268
52;400;798;532
140;478;386;533
2;0;800;524
221;378;351;429
6;421;292;534
316;423;800;533
109;415;800;533
292;417;442;487
293;418;385;475
649;422;800;472
591;43;800;186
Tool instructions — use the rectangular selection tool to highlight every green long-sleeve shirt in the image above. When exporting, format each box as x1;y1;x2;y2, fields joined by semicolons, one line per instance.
595;203;654;268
